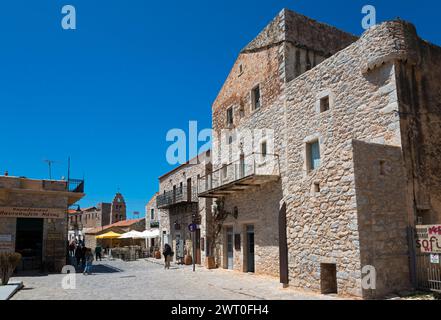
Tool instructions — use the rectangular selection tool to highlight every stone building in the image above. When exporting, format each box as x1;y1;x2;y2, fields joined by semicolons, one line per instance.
110;193;127;224
197;9;441;299
157;151;212;265
145;192;160;249
84;218;145;250
68;202;112;241
0;175;85;272
146;192;159;229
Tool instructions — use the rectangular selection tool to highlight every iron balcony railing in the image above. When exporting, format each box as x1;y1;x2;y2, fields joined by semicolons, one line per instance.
68;179;85;193
156;185;198;209
197;153;280;195
41;179;84;193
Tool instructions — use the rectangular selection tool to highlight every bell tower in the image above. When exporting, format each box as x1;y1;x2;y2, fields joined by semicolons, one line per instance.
110;192;126;224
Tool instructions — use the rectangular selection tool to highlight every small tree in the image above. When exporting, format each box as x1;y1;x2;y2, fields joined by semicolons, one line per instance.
208;198;234;266
0;252;22;285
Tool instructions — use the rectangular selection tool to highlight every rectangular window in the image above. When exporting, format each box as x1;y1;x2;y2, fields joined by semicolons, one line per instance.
307;140;321;171
261;141;267;157
252;85;261;110
151;209;155;220
222;165;228;179
320;96;330;113
227;107;234;126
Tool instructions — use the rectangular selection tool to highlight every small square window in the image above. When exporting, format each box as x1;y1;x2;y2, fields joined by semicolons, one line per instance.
320;96;330;113
252;85;261;110
314;182;320;193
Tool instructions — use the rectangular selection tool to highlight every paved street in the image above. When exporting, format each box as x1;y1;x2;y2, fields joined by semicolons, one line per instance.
10;258;341;300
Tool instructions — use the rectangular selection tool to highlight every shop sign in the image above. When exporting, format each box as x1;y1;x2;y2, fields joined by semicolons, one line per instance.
0;207;65;219
430;254;440;264
0;234;13;252
47;232;63;241
416;225;441;254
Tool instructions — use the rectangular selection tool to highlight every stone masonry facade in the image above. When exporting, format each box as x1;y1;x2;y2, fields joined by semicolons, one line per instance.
157;152;212;265
196;8;441;299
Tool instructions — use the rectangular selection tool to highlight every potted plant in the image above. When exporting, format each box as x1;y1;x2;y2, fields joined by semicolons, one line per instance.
154;247;161;259
184;254;192;265
0;252;22;286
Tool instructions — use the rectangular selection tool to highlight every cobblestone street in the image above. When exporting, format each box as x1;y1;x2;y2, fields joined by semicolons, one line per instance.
10;258;341;300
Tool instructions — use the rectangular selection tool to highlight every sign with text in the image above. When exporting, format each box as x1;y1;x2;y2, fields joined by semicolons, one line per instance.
0;234;14;252
416;225;441;254
0;234;12;242
0;207;65;219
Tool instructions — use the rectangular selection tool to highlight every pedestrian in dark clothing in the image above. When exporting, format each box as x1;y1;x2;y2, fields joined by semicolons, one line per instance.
81;245;87;268
75;245;82;268
68;241;76;257
95;245;102;261
163;244;173;270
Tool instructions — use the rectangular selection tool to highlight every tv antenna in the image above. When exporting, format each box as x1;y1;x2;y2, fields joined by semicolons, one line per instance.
43;159;57;180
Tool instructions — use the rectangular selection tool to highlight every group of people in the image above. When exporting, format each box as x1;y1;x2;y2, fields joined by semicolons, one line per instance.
68;240;103;275
69;240;175;272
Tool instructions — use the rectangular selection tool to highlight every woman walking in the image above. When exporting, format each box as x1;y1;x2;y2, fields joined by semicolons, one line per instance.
163;243;173;270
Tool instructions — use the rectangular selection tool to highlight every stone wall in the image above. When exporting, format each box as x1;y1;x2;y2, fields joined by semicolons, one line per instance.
0;190;70;272
395;39;441;225
281;21;418;297
219;181;283;276
353;140;411;299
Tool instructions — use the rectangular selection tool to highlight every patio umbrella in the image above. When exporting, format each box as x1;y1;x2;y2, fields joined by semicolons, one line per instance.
96;231;122;239
119;231;145;239
96;231;122;258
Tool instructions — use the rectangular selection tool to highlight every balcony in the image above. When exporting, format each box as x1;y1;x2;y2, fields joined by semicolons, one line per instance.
156;185;198;209
198;153;280;198
150;221;160;228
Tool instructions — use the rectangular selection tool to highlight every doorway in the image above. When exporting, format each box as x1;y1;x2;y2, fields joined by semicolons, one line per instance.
320;263;338;294
246;225;255;273
226;227;234;270
15;218;44;271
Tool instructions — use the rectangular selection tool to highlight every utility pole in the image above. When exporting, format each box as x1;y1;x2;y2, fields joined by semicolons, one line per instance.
193;230;196;272
43;159;57;180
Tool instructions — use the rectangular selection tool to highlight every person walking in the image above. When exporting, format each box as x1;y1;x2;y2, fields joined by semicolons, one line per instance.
75;244;83;269
83;248;94;275
163;243;173;270
80;245;87;268
68;241;75;256
95;245;103;261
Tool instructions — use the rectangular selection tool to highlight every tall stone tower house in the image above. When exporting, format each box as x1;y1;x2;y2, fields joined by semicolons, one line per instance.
196;8;441;299
110;193;126;224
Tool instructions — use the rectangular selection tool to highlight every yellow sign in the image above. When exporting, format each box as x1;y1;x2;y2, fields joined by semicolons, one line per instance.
0;207;65;219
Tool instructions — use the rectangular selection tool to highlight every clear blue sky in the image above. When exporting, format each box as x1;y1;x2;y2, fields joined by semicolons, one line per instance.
0;0;439;219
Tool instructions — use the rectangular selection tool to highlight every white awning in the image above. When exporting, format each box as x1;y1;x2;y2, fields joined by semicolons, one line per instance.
140;229;160;239
119;230;145;239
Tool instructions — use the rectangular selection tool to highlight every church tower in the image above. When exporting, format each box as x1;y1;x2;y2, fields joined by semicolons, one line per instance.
110;192;126;224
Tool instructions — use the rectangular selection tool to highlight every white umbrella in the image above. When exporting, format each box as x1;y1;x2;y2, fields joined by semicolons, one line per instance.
140;229;160;239
119;230;145;239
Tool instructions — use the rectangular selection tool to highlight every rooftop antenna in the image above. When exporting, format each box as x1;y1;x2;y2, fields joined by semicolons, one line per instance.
43;159;57;180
